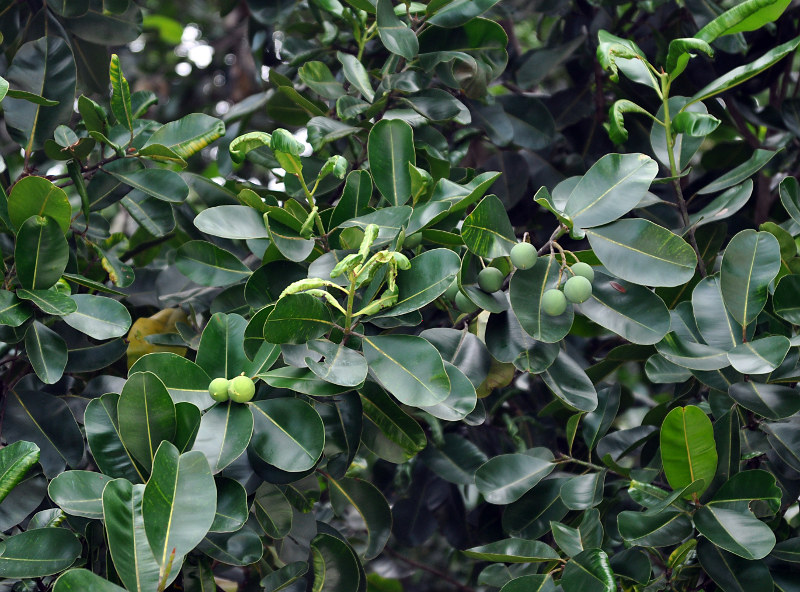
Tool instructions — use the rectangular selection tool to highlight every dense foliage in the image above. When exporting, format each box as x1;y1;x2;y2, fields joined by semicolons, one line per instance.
2;0;800;591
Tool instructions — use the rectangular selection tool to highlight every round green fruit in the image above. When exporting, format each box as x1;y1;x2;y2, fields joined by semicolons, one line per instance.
455;291;479;313
564;275;592;303
510;242;538;270
208;377;230;402
477;267;505;293
542;289;567;316
570;262;595;282
228;375;256;403
444;280;459;302
404;232;422;249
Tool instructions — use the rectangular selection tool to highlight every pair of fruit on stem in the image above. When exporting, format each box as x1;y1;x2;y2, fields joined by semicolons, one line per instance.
208;374;256;403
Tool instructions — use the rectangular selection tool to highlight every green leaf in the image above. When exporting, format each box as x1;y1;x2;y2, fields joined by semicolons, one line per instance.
499;575;555;592
551;509;603;557
262;563;309;592
8;176;72;234
502;478;568;539
253;482;293;538
695;503;775;559
143;442;216;571
329;170;374;230
259;366;352;396
564;153;658;229
0;441;39;505
461;194;517;257
464;539;559;563
199;529;264;566
561;549;615;592
727;336;790;374
305;339;369;387
130;353;212;408
118;371;177;472
103;479;160;592
509;256;574;343
330;477;392;559
711;470;781;510
655;331;730;370
62;294;131;339
720;229;781;327
606;99;651;144
48;470;113;519
4;37;76;152
428;0;502;27
249;398;325;471
311;533;363;592
0;290;32;327
729;381;800;420
617;508;693;547
143;113;225;159
376;0;418;59
264;214;315;262
121;192;176;237
192;402;254;473
475;453;555;504
696;0;791;42
420;361;477;421
690;37;800;106
264;293;334;344
698;149;778;195
339;206;412;245
586;219;697;287
193;205;270;239
672;111;720;136
85;393;146;482
106;167;189;203
17;288;77;316
660;405;717;495
560;472;605;510
337;52;375;102
420;433;487;485
541;351;598;412
195;312;250;380
15;215;69;290
362;334;451;407
359;383;427;463
109;54;133;132
697;539;773;592
210;478;248;533
368;119;415;206
375;248;461;316
0;528;81;579
25;321;67;384
779;176;800;226
578;272;670;345
299;61;345;99
689;181;753;228
692;275;745;349
666;38;714;77
54;570;128;592
175;240;251;287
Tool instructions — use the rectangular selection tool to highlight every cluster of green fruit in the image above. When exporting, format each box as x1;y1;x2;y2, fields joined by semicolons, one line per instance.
208;374;256;403
542;262;595;316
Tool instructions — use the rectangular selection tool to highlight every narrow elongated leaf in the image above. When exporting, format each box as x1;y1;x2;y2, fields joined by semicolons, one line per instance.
103;479;160;592
696;0;791;42
586;219;697;287
192;402;253;473
660;405;717;495
720;229;781;326
0;529;81;578
0;441;39;504
368;119;415;206
118;371;177;472
62;294;132;339
697;149;778;195
249;398;325;471
109;54;133;132
143;442;216;568
464;539;559;562
330;477;392;559
85;394;146;482
475;453;555;504
25;321;67;384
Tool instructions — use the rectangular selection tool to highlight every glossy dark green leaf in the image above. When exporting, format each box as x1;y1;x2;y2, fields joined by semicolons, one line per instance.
475;453;555;504
359;382;427;463
655;332;730;370
421;433;487;485
779;176;800;226
143;442;217;568
720;229;781;327
499;575;555;592
586;219;697;287
199;528;264;566
62;294;131;339
368;118;415;206
0;289;32;327
193;205;269;239
210;477;248;533
121;192;175;237
564;153;658;229
542;351;597;412
773;274;800;323
560;472;605;510
107;167;189;203
729;381;800;419
299;61;345;99
264;293;334;344
509;256;574;343
85;393;146;482
561;549;614;592
261;562;309;592
727;336;790;374
175;240;251;287
330;477;392;559
420;361;477;421
259;365;352;396
118;371;177;472
25;321;67;384
660;405;717;496
579;272;670;345
4;37;76;152
376;0;418;59
103;479;160;592
16;288;75;316
305;339;368;387
692;275;744;350
264;214;315;262
337;52;375;102
582;385;620;451
551;509;602;557
0;528;81;578
339;206;412;245
362;334;451;407
192;402;254;473
143;113;225;159
253;482;293;538
54;569;128;592
695;503;775;559
310;533;363;592
689;181;753;228
617;508;693;547
461;194;517;257
329;170;373;230
502;478;569;539
48;470;112;519
375;248;461;316
196;312;249;380
8;175;72;234
0;441;39;504
697;539;773;592
464;538;559;563
250;398;325;471
763;422;800;472
15;215;69;290
129;353;212;408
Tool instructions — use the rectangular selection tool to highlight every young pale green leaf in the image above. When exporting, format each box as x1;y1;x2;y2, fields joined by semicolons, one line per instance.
109;54;133;133
0;441;39;504
605;99;652;144
695;0;791;42
671;111;720;137
665;38;714;78
660;405;717;495
143;113;225;159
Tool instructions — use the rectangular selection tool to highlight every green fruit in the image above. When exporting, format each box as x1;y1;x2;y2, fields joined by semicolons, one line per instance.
564;275;592;303
208;377;230;402
455;291;479;313
228;375;256;403
570;262;595;282
477;267;505;293
510;242;538;270
404;232;422;249
542;289;567;316
444;280;459;302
